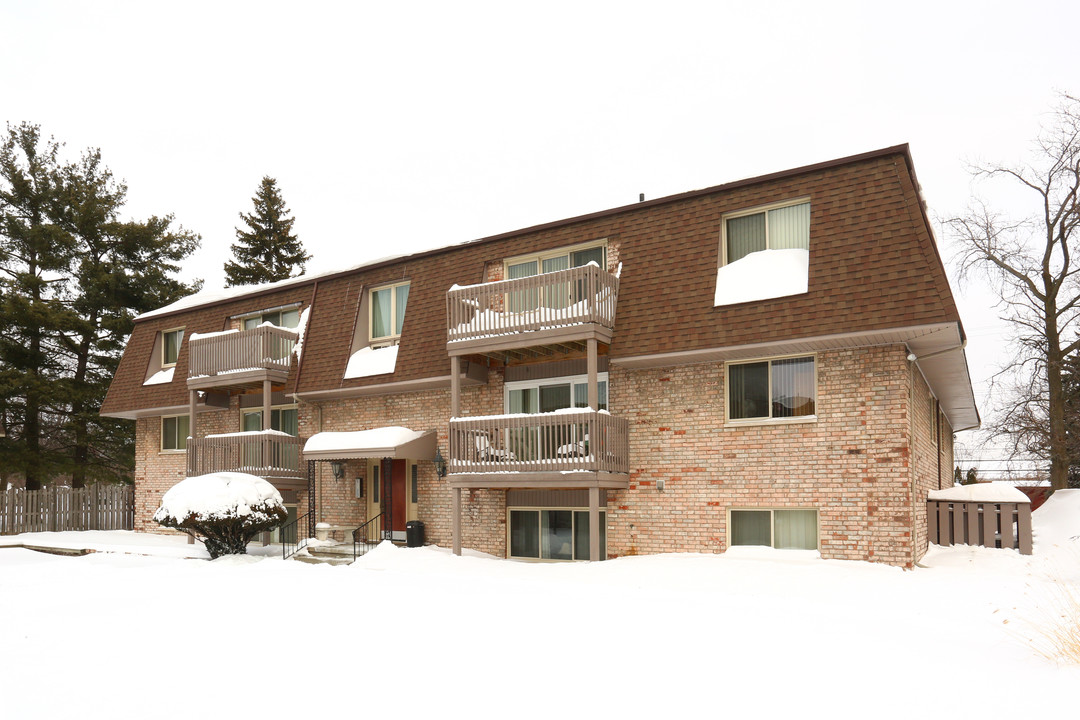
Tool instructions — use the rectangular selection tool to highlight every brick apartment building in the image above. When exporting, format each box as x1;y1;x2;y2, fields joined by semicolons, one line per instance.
100;145;978;568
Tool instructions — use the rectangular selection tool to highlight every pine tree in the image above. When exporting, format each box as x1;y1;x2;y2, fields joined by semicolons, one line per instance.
0;123;201;489
224;176;309;286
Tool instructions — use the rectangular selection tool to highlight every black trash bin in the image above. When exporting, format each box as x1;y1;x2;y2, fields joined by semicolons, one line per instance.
406;520;425;548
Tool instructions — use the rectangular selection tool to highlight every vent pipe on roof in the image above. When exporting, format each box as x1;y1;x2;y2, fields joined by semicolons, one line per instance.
639;193;645;202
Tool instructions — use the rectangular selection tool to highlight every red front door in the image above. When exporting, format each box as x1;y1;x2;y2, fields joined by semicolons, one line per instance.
383;458;407;536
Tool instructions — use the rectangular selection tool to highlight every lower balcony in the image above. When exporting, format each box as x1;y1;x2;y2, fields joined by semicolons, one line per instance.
447;409;629;489
186;431;305;491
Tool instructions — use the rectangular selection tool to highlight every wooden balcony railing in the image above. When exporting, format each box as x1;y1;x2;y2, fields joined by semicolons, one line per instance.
448;409;629;475
446;263;619;346
186;431;304;483
187;325;297;382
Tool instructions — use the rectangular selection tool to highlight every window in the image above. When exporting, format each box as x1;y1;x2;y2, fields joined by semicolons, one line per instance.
161;415;189;451
504;374;608;461
508;508;606;561
723;200;810;264
369;281;410;345
504;242;606;312
241;405;299;436
410;464;418;505
241;306;300;330
730;508;818;550
727;356;815;422
930;398;940;446
162;328;184;367
371;464;380;504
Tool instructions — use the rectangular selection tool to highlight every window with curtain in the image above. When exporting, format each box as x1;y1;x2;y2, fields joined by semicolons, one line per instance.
241;406;298;435
727;356;815;421
731;508;818;550
369;281;410;343
242;307;300;330
508;508;607;560
505;244;606;312
161;415;189;451
162;329;184;367
725;201;810;264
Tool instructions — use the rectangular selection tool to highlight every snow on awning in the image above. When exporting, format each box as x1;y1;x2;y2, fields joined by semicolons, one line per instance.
302;427;437;461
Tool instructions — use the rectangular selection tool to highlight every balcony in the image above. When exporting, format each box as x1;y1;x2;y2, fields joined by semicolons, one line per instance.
446;263;619;359
187;325;297;391
447;409;629;489
186;431;305;491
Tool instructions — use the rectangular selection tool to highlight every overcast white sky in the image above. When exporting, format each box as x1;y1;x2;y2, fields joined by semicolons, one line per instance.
3;0;1078;465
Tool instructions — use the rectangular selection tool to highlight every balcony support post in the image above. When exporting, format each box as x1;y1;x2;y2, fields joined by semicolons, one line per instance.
188;389;197;438
587;338;598;410
452;487;462;556
262;380;271;430
589;486;600;561
450;356;461;418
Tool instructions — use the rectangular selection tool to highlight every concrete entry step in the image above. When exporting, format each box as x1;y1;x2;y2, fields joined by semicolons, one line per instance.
292;553;353;567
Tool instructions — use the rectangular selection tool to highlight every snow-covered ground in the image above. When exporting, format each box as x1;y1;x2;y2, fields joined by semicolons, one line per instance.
2;494;1079;719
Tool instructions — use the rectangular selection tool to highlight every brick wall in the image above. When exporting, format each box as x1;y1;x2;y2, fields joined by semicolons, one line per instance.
607;345;920;567
131;343;951;568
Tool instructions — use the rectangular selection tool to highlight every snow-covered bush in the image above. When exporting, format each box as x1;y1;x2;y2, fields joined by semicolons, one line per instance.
153;472;287;559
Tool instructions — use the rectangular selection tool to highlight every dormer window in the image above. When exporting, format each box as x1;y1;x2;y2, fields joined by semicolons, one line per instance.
370;281;410;346
714;200;810;307
162;328;184;368
723;200;810;264
241;306;300;330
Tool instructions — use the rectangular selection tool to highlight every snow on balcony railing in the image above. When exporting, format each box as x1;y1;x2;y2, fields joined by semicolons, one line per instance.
186;431;303;481
448;408;628;475
187;323;297;380
446;262;618;344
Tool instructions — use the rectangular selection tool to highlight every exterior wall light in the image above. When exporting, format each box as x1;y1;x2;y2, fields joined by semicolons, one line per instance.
330;460;345;480
433;448;448;477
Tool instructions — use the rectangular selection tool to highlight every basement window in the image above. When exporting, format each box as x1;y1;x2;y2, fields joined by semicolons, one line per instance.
730;508;818;550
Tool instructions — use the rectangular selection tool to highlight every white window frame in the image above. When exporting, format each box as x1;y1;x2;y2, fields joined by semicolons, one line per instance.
724;353;817;426
161;327;184;368
160;414;189;452
719;197;811;266
237;304;302;331
727;507;820;551
503;239;608;279
240;403;299;435
368;280;410;346
506;506;607;562
503;372;610;413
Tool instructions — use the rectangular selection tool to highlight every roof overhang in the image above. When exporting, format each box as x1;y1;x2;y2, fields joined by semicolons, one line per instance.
99;393;230;420
612;322;980;432
302;427;437;461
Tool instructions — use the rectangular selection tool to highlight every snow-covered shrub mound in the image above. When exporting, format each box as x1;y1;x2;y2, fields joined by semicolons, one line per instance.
153;472;287;559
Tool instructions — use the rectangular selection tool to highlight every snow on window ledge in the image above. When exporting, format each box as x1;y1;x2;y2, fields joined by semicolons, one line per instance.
714;248;809;307
143;367;175;386
344;345;399;379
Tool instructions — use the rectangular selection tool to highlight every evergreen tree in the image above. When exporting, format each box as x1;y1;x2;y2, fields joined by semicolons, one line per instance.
224;176;309;286
0;123;200;489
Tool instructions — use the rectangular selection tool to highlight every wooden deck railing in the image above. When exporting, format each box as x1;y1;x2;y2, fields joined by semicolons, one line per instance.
448;409;629;475
447;263;619;344
186;432;304;481
188;325;297;380
927;499;1033;554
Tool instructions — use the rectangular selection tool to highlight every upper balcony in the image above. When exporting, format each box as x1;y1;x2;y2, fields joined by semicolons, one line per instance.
446;262;619;359
186;325;297;392
447;408;629;489
186;431;306;491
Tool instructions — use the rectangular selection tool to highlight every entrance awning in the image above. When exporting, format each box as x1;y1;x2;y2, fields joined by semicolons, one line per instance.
302;427;437;461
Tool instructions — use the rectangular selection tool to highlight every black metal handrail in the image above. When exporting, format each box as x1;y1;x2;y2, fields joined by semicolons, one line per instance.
352;513;384;561
282;511;311;560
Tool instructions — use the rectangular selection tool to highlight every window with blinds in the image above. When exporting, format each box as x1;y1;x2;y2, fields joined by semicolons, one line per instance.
727;356;816;422
724;200;810;264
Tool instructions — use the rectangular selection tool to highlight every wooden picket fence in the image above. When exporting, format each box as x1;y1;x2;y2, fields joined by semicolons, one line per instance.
926;499;1033;555
0;485;134;535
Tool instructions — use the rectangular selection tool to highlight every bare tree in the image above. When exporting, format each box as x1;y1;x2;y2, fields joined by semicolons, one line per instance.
949;92;1080;490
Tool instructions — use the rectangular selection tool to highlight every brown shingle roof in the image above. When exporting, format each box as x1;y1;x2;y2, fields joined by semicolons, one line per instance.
101;145;964;416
